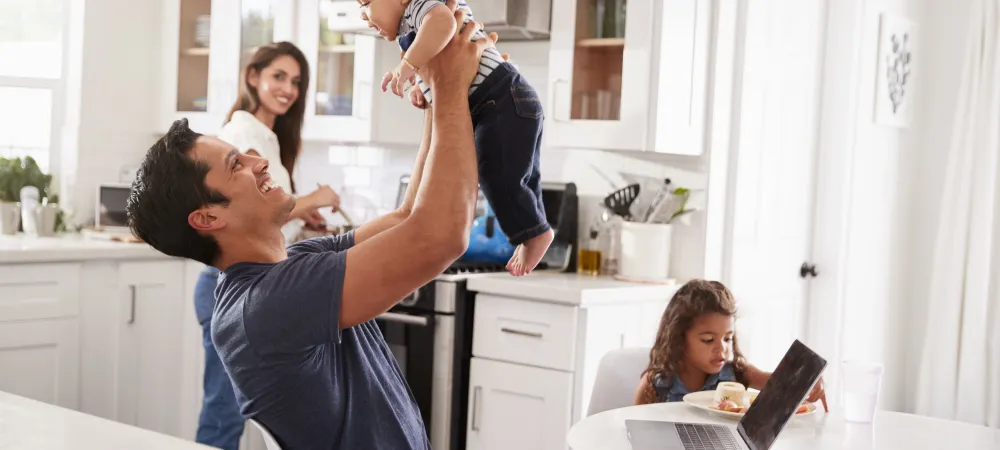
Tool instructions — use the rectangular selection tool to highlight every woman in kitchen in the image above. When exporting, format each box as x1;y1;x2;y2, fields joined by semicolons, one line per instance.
193;41;341;450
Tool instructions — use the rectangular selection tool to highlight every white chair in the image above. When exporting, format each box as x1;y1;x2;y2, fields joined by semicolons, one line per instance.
249;419;283;450
586;346;652;416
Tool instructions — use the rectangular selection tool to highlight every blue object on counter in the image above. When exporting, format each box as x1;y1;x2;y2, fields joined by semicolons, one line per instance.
462;201;515;263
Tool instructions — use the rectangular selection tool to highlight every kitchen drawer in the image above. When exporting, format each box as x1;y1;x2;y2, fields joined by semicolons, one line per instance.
473;294;578;372
0;263;81;321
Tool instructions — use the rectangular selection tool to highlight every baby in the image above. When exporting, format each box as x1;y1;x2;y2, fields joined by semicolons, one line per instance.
359;0;554;276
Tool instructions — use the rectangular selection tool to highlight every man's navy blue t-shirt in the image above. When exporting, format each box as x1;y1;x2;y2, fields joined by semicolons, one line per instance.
212;231;430;449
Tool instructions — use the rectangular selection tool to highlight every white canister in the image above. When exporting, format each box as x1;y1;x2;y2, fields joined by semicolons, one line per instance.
618;222;672;281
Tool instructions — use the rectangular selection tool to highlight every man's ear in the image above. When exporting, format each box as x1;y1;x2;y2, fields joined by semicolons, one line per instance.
188;207;225;232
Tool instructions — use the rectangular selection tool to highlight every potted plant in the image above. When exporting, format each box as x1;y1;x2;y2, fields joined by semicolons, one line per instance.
0;157;61;235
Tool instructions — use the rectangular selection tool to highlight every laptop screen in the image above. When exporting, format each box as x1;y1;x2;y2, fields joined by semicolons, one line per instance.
736;340;827;450
98;185;131;228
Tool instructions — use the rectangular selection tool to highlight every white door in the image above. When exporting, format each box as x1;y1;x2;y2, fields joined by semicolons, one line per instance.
465;358;573;450
0;319;80;409
726;0;827;370
114;261;186;438
545;0;656;151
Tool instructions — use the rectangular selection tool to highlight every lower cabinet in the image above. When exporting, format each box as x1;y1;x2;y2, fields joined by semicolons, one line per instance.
465;358;574;450
0;318;80;410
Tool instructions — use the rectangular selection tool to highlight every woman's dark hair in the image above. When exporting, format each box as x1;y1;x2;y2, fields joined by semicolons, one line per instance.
636;279;750;404
226;41;309;193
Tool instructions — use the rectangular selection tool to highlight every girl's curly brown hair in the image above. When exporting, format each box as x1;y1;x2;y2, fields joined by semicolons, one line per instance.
636;279;750;405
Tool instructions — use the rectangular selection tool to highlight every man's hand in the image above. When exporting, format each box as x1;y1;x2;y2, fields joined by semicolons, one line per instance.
420;11;495;91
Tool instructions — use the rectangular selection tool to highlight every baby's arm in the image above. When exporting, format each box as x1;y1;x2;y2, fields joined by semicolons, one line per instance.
742;364;772;391
403;3;458;73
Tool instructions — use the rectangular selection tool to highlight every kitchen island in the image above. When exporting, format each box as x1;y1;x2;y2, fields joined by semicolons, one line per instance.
0;390;212;449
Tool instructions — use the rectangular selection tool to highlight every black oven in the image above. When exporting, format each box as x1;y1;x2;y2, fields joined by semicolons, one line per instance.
374;274;479;450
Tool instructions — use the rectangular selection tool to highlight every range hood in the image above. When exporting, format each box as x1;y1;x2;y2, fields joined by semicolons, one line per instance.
328;0;551;41
474;0;552;41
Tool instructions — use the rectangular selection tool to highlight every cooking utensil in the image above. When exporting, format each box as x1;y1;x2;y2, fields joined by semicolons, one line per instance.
603;184;641;220
642;178;672;222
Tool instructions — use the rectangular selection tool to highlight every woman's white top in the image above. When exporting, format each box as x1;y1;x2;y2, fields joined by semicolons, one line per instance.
216;110;303;241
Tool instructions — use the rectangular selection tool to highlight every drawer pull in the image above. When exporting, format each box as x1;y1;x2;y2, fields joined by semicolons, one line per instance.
500;327;542;339
471;386;482;431
127;285;136;325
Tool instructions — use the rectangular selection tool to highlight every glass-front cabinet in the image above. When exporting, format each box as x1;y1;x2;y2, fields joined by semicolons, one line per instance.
546;0;711;155
296;0;378;142
159;0;294;135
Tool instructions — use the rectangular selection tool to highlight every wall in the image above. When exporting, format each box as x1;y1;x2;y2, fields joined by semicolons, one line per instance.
808;0;973;413
59;0;161;226
901;0;972;413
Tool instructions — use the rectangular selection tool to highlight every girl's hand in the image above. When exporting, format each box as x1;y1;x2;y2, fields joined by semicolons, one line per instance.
807;376;828;412
408;86;427;109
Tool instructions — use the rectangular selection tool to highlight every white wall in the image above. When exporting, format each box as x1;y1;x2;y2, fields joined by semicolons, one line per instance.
59;0;161;226
901;0;972;413
806;0;926;412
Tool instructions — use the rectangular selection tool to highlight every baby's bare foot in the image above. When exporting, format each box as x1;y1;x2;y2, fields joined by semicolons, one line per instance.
507;229;554;276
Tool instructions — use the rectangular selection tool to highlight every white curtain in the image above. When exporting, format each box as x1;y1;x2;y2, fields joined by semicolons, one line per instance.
914;0;1000;427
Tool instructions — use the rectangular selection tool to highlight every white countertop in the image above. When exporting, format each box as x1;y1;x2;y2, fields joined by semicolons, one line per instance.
0;391;212;449
467;271;680;306
0;233;171;263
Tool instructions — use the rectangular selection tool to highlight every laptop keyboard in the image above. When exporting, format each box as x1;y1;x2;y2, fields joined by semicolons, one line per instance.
676;423;741;450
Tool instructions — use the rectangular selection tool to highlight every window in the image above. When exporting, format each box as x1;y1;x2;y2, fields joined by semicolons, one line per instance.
0;0;67;173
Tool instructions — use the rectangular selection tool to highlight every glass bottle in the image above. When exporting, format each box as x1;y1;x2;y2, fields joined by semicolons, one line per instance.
577;229;602;276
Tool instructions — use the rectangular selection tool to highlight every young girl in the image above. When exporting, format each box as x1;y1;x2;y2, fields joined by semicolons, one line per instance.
634;279;827;411
358;0;554;277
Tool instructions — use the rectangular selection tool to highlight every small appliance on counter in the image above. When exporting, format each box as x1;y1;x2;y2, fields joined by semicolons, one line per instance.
85;183;141;242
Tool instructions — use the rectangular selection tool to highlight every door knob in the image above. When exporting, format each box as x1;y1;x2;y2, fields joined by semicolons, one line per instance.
800;262;818;278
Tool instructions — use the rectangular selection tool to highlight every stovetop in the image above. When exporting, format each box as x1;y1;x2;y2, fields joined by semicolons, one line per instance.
435;260;550;281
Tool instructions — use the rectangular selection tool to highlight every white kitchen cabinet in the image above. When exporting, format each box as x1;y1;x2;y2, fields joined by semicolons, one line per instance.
465;275;676;450
465;357;573;450
546;0;711;155
0;319;80;410
158;0;423;145
159;0;296;135
111;261;187;438
297;0;423;145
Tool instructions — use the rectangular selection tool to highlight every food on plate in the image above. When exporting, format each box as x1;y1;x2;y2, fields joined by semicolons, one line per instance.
796;404;810;414
712;382;747;406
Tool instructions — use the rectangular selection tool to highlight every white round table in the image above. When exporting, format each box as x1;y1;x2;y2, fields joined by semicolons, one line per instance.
567;403;1000;449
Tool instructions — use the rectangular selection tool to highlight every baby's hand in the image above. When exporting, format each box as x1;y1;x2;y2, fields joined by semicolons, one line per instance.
381;61;417;98
408;86;427;109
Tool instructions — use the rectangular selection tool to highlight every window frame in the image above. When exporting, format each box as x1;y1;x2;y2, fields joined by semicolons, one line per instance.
0;0;70;179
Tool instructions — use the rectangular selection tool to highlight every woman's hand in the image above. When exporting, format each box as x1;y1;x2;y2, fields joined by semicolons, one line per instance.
807;376;829;412
302;209;328;231
307;183;341;212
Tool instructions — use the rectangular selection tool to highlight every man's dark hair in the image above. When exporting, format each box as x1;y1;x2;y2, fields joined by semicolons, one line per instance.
127;119;229;266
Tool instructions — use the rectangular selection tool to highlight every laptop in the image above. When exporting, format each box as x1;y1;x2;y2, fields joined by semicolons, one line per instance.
625;339;827;450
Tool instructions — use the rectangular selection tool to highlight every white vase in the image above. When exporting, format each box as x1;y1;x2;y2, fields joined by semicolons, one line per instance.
0;202;21;235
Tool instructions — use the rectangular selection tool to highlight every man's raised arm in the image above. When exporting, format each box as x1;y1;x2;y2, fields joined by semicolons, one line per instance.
338;11;489;329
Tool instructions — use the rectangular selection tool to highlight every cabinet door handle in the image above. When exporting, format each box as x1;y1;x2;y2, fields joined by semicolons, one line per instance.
551;79;569;122
500;327;543;339
128;285;136;325
471;386;482;431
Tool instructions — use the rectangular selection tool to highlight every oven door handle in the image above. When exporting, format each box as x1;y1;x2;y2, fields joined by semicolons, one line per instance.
377;311;431;327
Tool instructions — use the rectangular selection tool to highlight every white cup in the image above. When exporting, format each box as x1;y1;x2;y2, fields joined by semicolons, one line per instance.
841;360;883;423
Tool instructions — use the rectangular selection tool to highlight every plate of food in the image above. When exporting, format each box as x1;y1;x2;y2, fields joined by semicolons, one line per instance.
682;382;817;420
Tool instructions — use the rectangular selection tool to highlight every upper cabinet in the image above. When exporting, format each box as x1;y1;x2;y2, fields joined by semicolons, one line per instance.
297;0;423;145
159;0;294;135
159;0;422;145
546;0;711;155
